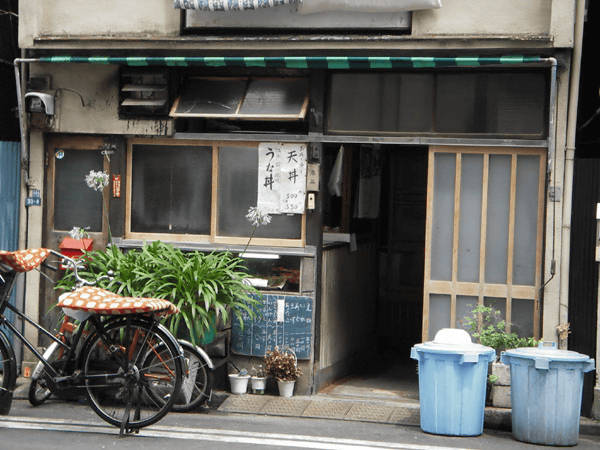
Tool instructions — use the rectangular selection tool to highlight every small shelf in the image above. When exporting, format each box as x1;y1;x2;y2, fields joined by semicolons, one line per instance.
121;84;167;93
121;98;167;107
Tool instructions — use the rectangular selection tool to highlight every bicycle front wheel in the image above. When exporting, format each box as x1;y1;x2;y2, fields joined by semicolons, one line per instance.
145;340;212;412
81;318;183;430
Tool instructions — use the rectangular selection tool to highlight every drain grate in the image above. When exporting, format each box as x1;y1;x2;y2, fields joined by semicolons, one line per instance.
261;398;311;416
388;406;420;425
219;395;270;413
345;404;395;422
302;400;353;419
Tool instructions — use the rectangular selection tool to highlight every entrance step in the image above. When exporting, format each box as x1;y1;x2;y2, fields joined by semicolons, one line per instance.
218;394;420;426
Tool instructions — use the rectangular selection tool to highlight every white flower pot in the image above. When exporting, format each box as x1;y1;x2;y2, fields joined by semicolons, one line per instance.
229;374;250;394
250;376;266;394
277;379;295;398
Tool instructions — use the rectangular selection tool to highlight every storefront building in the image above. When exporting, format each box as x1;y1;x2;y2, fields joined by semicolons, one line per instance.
15;0;586;397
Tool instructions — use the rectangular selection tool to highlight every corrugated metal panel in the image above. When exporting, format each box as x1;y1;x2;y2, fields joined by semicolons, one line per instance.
568;157;600;417
0;141;20;251
0;141;20;335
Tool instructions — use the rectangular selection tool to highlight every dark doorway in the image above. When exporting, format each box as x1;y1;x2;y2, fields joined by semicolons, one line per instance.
568;157;600;417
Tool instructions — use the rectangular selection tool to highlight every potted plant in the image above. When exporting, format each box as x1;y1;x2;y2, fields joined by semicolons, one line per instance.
228;367;250;395
462;304;538;407
264;347;302;397
250;365;267;394
56;241;262;346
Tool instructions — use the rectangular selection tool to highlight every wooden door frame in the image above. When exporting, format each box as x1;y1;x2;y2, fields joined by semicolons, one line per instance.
422;146;546;341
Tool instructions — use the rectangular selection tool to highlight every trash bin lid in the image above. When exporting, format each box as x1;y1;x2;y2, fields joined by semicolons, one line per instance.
413;328;495;355
503;342;593;363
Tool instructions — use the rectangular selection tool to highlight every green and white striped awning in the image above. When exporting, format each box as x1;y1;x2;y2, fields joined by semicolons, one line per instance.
38;56;545;69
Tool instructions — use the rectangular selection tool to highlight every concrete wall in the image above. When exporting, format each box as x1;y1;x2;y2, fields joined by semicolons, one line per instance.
317;243;377;389
19;0;180;48
412;0;553;37
20;0;575;48
29;63;171;136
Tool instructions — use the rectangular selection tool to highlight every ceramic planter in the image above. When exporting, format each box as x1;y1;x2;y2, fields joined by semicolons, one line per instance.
277;379;295;397
228;373;250;394
250;376;266;394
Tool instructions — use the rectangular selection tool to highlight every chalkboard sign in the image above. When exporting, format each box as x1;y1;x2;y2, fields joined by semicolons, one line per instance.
232;294;313;360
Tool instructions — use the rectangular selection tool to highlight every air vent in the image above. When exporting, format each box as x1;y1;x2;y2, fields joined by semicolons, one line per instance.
119;68;169;118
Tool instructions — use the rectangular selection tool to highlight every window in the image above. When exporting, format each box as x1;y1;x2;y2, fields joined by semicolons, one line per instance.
328;70;548;138
170;77;309;121
53;149;104;231
126;140;305;247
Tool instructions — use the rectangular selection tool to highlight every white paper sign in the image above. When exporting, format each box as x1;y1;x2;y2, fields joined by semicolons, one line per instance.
258;143;307;214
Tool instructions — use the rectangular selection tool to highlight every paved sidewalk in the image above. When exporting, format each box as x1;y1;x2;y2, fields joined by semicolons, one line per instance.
13;376;600;438
216;390;600;437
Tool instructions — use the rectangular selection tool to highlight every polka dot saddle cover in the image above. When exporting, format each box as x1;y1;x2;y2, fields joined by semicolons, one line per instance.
58;286;179;317
0;248;51;272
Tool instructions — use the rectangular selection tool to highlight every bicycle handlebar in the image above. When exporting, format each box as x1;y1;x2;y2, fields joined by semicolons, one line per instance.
48;249;113;287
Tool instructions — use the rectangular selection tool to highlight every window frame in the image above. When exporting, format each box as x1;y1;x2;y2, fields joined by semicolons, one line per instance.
47;135;110;239
169;77;310;121
125;138;306;247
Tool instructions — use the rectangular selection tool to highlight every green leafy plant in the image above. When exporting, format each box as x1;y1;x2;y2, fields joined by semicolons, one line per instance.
462;304;539;357
56;241;262;345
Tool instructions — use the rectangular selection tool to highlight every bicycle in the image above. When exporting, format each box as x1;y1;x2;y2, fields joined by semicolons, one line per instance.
27;283;214;413
0;248;184;435
29;328;214;413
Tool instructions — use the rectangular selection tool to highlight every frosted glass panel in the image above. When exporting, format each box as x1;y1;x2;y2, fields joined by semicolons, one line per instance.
131;145;212;234
484;297;507;324
431;154;455;281
512;299;534;337
458;154;483;282
485;155;511;283
430;294;451;338
456;296;478;330
218;146;302;238
513;155;540;286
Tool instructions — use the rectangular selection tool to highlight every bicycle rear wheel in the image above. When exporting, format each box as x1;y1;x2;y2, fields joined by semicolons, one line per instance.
81;317;183;430
145;340;212;412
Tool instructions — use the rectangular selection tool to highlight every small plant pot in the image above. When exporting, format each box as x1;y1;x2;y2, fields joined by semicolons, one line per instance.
228;374;250;395
277;379;295;398
250;376;266;394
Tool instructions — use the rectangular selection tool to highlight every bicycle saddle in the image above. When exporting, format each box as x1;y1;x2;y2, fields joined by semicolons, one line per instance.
58;286;179;317
0;248;51;272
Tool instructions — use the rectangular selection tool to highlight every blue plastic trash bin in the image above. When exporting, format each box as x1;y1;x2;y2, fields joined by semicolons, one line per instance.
501;342;595;446
411;328;496;436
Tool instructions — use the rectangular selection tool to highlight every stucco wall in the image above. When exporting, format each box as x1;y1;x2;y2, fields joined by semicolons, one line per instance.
412;0;552;37
19;0;575;48
19;0;180;48
29;63;171;136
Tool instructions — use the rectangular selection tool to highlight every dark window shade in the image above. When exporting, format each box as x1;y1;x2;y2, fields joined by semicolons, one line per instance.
328;73;434;133
328;71;547;137
131;145;212;234
54;149;103;231
218;146;302;239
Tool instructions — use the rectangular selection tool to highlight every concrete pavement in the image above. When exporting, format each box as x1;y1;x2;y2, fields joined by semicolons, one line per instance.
12;376;600;440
